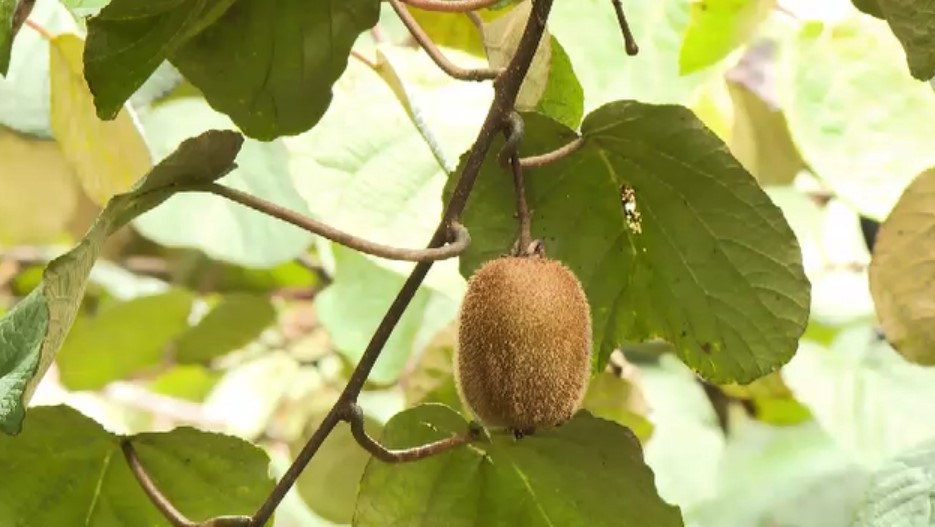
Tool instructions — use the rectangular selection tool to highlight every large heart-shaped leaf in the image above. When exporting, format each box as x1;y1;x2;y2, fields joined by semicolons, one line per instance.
85;0;381;139
354;404;682;526
0;405;273;525
0;129;243;435
449;102;809;383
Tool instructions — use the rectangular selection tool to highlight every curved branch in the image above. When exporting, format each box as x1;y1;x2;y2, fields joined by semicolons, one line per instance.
519;136;585;168
390;0;500;81
122;440;196;527
344;404;476;463
185;183;470;262
399;0;503;12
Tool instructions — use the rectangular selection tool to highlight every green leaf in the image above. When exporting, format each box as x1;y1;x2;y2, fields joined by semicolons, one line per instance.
0;405;273;525
874;0;935;80
175;293;275;363
355;404;682;526
450;102;809;383
535;36;584;130
171;0;380;140
147;364;221;402
0;129;243;435
83;0;239;121
315;246;458;385
784;327;935;468
296;415;382;524
782;17;935;220
678;0;774;75
56;290;194;390
550;0;709;111
135;97;314;267
0;0;15;75
49;33;153;205
85;0;379;139
853;438;935;527
869;168;935;365
853;0;884;18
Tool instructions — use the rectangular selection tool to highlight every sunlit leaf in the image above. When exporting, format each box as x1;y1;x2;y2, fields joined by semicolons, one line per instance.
287;52;488;297
0;405;273;525
550;0;709;112
869;168;935;365
0;127;78;245
355;404;682;526
679;0;774;74
450;103;809;383
0;129;242;435
853;438;935;526
782;17;935;220
784;327;935;468
49;33;152;205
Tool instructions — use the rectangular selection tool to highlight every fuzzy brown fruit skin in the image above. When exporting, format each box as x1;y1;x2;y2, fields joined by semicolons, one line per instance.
455;255;592;431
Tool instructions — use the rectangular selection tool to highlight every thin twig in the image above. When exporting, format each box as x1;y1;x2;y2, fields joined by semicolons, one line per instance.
465;11;486;41
250;1;555;524
519;136;585;168
389;0;500;81
185;183;470;263
344;404;476;463
611;0;639;56
23;18;53;41
122;440;197;527
400;0;503;12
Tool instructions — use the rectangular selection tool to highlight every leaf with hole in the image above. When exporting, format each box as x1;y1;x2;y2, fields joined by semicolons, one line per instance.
448;102;809;383
0;129;242;435
0;405;273;525
354;404;682;526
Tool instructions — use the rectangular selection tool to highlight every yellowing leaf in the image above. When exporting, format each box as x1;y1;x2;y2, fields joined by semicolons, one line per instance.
49;33;151;205
482;1;550;111
0;127;78;245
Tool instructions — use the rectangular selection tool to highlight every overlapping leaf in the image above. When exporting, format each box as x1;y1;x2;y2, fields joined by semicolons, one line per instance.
50;33;152;205
0;405;273;525
0;129;243;435
85;0;380;139
873;0;935;80
355;404;682;527
449;102;809;383
678;0;774;74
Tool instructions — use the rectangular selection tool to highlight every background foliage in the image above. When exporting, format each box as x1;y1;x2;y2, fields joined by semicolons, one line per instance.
2;0;935;525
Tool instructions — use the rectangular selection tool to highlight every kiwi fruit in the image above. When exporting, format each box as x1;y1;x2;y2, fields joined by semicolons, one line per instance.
454;253;592;432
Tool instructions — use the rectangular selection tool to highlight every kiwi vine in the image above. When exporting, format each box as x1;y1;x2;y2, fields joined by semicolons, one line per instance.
3;1;642;525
